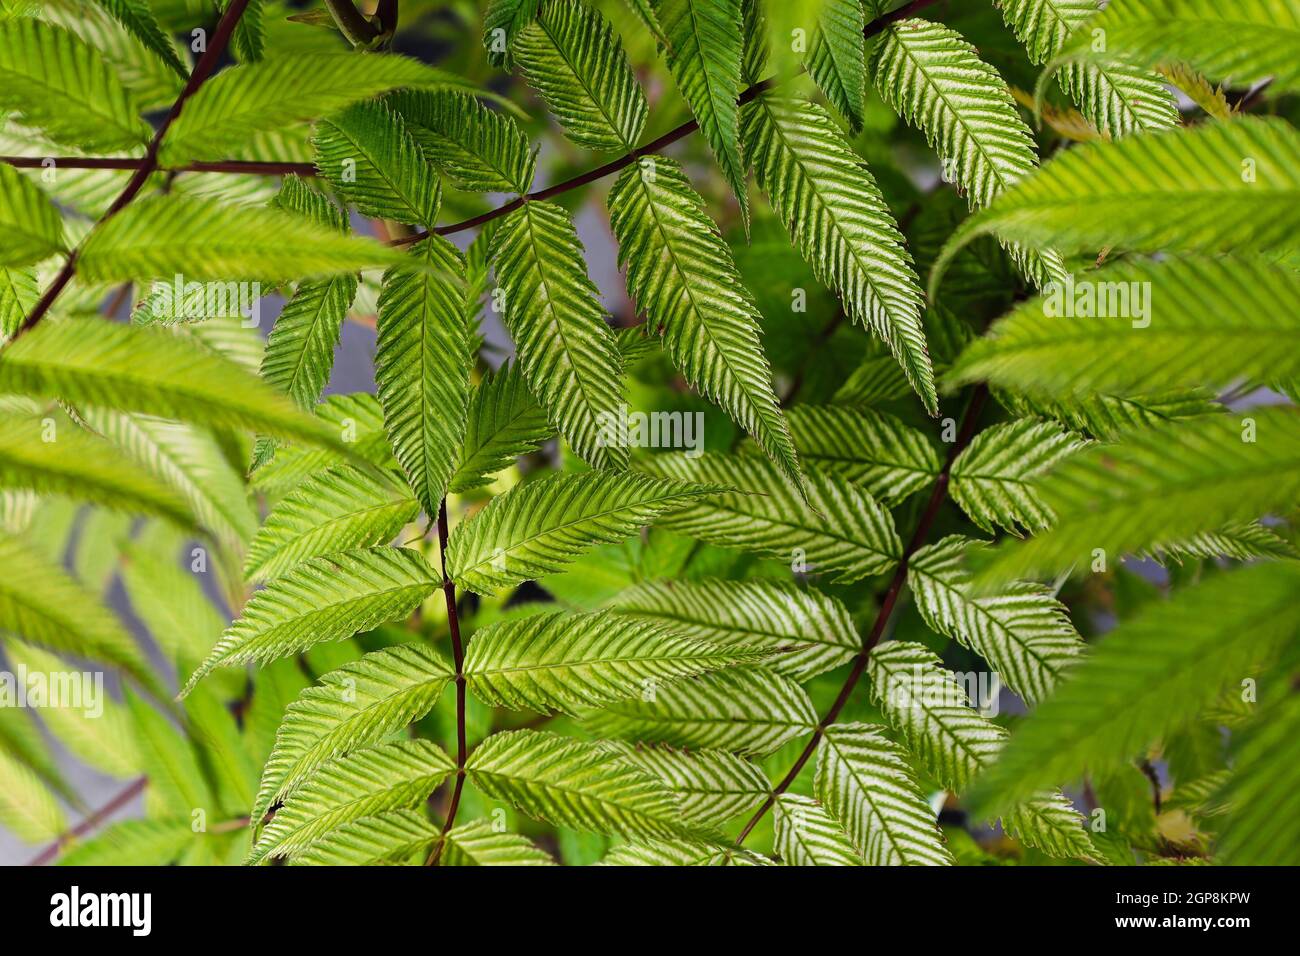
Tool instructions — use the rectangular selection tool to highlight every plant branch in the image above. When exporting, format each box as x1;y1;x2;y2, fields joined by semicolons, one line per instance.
427;497;467;865
735;383;990;846
9;0;253;344
27;777;147;866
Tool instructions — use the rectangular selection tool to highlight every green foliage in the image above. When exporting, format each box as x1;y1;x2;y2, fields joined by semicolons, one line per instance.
584;666;817;756
387;90;536;194
995;0;1179;137
512;0;646;152
0;164;65;269
159;52;476;163
446;470;716;594
490;201;627;469
608;156;799;487
973;407;1300;585
815;723;954;866
2;0;1296;871
466;729;698;840
949;257;1300;397
742;94;935;411
375;236;471;517
656;0;749;219
644;453;903;582
464;609;762;713
79;193;407;282
450;362;551;492
1045;0;1300;97
183;547;440;694
0;319;351;450
249;739;455;864
909;535;1083;704
610;578;858;680
971;563;1300;817
252;643;453;824
933;118;1300;292
243;465;418;583
0;19;150;149
316;104;439;232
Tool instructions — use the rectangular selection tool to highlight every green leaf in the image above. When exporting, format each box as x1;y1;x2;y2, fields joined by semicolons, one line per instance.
78;194;408;283
867;641;1096;860
91;0;187;75
994;386;1222;442
0;19;150;149
949;418;1089;535
0;265;38;342
252;642;453;824
160;52;477;163
244;465;418;583
289;809;440;866
610;578;858;681
602;741;769;827
583;666;816;756
248;739;455;864
742;94;935;412
490;201;627;468
450;361;552;493
440;818;558;866
261;272;358;411
446;470;716;595
466;728;696;840
1218;692;1300;865
375;236;471;518
82;409;258;552
513;0;647;151
386;90;536;194
58;820;196;866
0;163;65;269
250;393;396;493
227;0;265;62
655;0;748;219
775;794;863;866
996;0;1179;137
871;17;1065;288
1152;520;1300;565
607;155;800;487
125;690;215;819
909;536;1083;705
932;118;1300;293
599;837;773;865
948;257;1300;398
806;0;866;130
182;547;440;695
314;100;442;228
484;0;541;66
0;747;65;843
464;609;761;714
0;415;193;527
815;722;954;865
970;562;1300;816
1047;0;1300;97
0;700;68;799
0;319;354;451
973;406;1300;586
0;531;158;694
642;453;903;583
777;405;940;503
622;0;668;47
